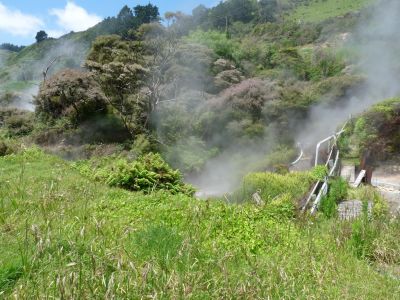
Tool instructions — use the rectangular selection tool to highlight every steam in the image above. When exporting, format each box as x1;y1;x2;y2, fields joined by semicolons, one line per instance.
187;139;275;197
296;0;400;148
0;37;88;111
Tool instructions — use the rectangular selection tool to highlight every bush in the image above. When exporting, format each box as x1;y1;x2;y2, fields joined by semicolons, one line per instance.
232;170;314;204
35;69;108;124
74;153;195;195
0;109;34;137
186;30;241;61
0;141;13;156
320;177;348;218
346;98;400;161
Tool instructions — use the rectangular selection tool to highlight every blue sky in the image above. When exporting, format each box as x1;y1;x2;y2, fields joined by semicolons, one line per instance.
0;1;218;45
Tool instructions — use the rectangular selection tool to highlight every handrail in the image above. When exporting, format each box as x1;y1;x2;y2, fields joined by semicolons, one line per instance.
303;121;348;213
310;150;340;214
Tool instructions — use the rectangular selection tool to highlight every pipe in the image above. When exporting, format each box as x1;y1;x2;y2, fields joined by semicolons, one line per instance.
291;143;304;166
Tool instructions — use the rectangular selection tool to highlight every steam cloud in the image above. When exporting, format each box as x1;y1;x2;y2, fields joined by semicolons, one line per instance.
189;0;400;196
296;0;400;148
1;38;88;111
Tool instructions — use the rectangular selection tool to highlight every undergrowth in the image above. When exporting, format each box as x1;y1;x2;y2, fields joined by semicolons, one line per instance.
0;149;399;298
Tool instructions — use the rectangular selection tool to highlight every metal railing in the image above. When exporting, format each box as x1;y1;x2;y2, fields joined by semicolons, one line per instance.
302;124;347;214
290;143;304;166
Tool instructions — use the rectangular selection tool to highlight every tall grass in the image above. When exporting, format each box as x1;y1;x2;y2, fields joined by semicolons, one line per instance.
0;149;399;298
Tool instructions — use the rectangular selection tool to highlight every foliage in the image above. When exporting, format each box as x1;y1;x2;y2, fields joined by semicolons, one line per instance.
86;35;148;137
310;164;328;180
35;31;48;43
288;0;373;23
0;43;25;52
252;20;321;47
74;153;194;195
0;140;16;156
232;169;315;203
345;98;400;161
164;137;219;173
35;69;107;124
0;108;34;137
186;30;241;61
1;150;399;298
320;177;348;218
134;4;160;24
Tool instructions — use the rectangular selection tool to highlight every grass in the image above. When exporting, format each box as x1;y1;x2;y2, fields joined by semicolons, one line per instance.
0;50;13;67
288;0;374;23
0;148;399;298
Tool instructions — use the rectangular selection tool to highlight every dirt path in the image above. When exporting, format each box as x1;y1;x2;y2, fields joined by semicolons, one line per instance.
372;167;400;215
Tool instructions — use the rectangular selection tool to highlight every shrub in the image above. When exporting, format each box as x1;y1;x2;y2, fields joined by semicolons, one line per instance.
232;170;314;204
0;109;34;137
0;141;13;156
35;69;108;124
185;30;241;61
320;177;348;219
164;137;219;174
74;153;195;195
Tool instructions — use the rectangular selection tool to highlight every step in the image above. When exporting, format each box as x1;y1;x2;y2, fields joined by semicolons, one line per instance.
338;200;372;220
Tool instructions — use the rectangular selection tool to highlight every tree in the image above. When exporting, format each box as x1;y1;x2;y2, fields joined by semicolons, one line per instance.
116;5;136;39
164;12;176;27
137;23;179;116
192;5;209;26
35;30;48;43
134;4;160;24
258;0;278;23
85;35;149;137
0;43;25;52
117;5;134;21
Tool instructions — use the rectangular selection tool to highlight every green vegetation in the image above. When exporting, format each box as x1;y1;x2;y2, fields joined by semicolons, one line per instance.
233;170;316;203
0;149;399;298
288;0;374;23
320;177;348;218
74;153;195;195
1;1;399;297
340;97;400;162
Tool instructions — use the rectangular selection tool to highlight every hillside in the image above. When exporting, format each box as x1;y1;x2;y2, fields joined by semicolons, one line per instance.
0;49;12;68
0;149;399;298
1;0;400;298
288;0;374;23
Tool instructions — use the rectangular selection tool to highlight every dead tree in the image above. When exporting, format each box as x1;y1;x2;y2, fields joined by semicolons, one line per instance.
42;57;60;82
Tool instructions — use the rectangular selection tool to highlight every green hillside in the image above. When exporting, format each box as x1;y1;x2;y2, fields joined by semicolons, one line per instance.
288;0;374;23
0;149;399;298
0;50;12;68
1;0;399;298
0;33;90;90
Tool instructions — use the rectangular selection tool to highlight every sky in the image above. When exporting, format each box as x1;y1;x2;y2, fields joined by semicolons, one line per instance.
0;0;218;45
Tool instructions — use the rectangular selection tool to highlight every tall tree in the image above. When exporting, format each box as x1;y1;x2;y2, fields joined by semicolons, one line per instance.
192;5;209;26
116;5;136;39
35;30;48;43
134;4;160;24
117;5;134;20
86;35;148;137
